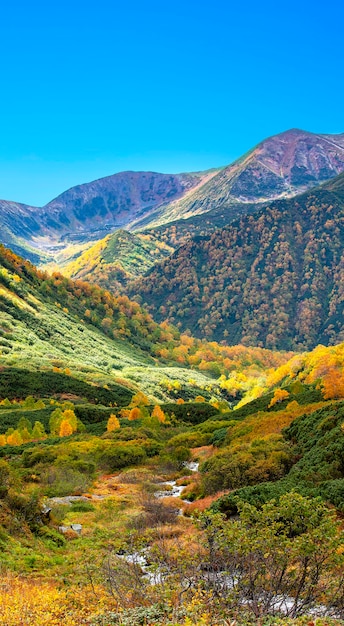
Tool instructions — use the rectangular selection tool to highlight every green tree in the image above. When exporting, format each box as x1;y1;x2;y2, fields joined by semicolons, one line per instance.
17;417;32;434
32;421;46;440
200;492;344;618
49;408;63;435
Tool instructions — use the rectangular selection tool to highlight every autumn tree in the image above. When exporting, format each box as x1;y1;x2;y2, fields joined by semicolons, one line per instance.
268;388;290;408
7;430;23;446
107;414;120;432
151;405;166;423
130;392;149;407
50;407;78;436
322;367;344;399
128;407;142;421
59;420;74;437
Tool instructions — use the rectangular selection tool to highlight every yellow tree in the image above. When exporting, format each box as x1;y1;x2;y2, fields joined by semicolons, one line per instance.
62;409;77;431
322;367;344;399
268;388;290;408
130;392;149;407
151;405;166;423
7;430;23;446
128;407;142;421
59;420;74;437
107;414;120;432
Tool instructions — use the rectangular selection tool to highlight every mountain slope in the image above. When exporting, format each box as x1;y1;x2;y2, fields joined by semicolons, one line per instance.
0;200;46;263
0;171;213;258
32;170;213;243
134;128;344;233
61;229;174;291
0;245;292;403
131;172;344;351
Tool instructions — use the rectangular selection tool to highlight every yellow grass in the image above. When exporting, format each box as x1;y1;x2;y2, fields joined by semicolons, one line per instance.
0;573;114;625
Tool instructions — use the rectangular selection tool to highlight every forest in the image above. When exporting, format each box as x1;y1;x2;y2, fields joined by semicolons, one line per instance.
131;174;344;351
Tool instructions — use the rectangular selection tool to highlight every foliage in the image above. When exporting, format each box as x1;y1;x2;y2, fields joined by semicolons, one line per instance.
201;492;344;618
63;229;174;292
201;436;292;494
107;414;121;431
213;400;344;514
132;177;344;350
268;387;290;407
160;402;220;424
0;367;132;405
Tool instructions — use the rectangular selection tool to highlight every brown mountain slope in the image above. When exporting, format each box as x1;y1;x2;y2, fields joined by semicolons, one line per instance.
33;170;213;243
0;171;214;255
130;172;344;351
1;128;344;267
134;128;344;234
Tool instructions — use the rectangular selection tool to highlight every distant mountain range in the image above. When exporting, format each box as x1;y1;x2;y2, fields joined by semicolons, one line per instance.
0;171;212;261
1;128;344;264
130;172;344;351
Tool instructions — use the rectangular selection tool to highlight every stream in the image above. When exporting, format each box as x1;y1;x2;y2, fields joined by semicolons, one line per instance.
115;461;199;580
113;461;339;618
48;464;338;617
154;461;199;501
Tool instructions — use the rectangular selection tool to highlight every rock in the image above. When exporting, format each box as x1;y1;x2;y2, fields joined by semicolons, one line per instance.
70;524;82;535
58;523;82;535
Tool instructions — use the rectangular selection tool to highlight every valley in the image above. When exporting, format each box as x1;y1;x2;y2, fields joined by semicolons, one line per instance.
1;127;344;625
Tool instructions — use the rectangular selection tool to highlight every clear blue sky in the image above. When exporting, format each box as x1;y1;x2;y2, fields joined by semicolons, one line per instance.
0;0;343;205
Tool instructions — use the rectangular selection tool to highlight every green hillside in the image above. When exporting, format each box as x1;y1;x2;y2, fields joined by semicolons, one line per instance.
0;244;292;404
62;229;174;291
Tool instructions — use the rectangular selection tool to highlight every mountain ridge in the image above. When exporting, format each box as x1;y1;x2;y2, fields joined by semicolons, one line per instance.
133;128;344;232
1;128;344;266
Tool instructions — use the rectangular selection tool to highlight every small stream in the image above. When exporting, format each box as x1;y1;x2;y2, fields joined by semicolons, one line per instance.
154;461;199;501
115;461;200;578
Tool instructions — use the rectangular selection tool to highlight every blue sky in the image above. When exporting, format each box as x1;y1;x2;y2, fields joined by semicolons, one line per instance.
0;0;343;205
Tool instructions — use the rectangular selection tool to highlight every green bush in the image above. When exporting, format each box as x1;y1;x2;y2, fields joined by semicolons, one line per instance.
167;431;208;449
70;501;95;513
0;368;132;406
38;525;66;546
98;443;147;472
160;402;219;424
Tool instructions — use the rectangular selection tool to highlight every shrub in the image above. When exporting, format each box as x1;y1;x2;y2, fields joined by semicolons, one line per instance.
70;501;95;513
161;402;219;424
98;443;147;472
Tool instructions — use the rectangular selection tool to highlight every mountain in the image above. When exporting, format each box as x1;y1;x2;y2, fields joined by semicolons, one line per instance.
133;128;344;234
61;229;174;291
0;171;214;262
130;171;344;351
1;129;344;268
27;171;214;245
0;199;45;263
